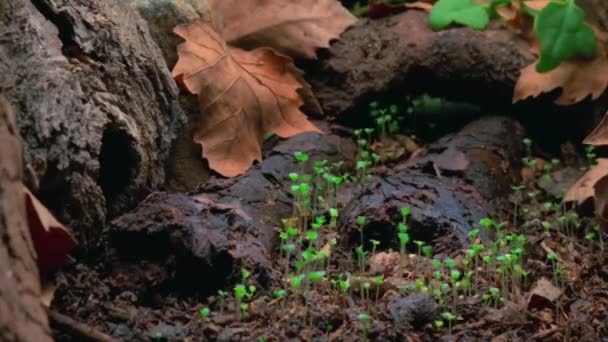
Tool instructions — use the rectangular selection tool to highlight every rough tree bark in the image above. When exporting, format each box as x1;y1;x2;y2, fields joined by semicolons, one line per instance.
0;97;52;342
0;0;185;239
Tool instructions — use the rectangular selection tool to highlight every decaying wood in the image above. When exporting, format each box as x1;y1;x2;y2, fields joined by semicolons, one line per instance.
341;116;524;253
110;124;357;291
0;0;185;239
109;116;524;292
305;11;535;117
0;97;52;342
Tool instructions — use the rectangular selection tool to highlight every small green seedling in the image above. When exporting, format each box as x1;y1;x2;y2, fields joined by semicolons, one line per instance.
441;311;456;335
400;207;411;222
294;151;309;164
217;290;227;314
199;307;210;323
308;271;326;283
273;289;287;299
370;239;380;255
356;216;367;245
434;319;445;331
289;172;299;182
414;240;424;256
373;275;384;302
358;313;371;341
329;208;339;228
338;273;351;294
422;245;433;258
356;246;369;273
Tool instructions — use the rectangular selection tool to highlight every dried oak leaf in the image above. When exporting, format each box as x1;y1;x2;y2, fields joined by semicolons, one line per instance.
24;186;77;275
172;20;320;177
564;159;608;204
208;0;357;59
513;53;608;105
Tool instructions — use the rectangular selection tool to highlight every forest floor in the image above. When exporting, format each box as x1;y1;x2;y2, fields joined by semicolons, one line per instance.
51;107;608;341
45;3;608;341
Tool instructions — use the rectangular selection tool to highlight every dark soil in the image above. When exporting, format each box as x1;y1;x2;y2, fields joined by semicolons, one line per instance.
51;111;608;341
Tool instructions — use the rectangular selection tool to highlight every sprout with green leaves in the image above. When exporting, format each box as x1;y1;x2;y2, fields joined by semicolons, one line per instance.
370;239;380;256
234;283;256;320
422;245;433;258
199;307;210;323
483;287;502;308
441;311;456;335
358;313;372;341
414;240;424;256
356;245;369;273
356;216;367;245
329;208;339;228
273;289;287;299
294;151;309;164
373;275;384;302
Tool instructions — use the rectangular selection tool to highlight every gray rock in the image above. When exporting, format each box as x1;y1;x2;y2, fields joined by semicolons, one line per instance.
388;293;438;329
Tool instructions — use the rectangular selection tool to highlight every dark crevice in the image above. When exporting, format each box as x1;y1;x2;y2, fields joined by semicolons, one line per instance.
98;126;138;207
29;0;83;58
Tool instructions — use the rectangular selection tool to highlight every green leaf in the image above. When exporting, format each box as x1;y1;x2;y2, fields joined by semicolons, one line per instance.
534;0;597;72
430;0;490;30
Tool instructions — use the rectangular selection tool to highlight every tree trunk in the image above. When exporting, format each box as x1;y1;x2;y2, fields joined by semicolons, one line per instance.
0;97;52;342
0;0;185;243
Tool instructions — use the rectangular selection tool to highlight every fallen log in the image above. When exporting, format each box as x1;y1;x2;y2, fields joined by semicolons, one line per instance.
0;0;184;240
109;116;524;293
110;126;358;292
305;11;534;117
341;116;525;253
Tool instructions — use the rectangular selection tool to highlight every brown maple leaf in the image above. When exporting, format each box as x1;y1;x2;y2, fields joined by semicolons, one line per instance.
513;53;608;105
208;0;357;59
172;20;321;177
565;160;608;230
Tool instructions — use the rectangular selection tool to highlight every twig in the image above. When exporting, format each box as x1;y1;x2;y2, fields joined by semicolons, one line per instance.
530;327;559;340
49;310;118;342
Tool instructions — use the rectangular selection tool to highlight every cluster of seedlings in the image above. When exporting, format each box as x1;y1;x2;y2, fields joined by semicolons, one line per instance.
185;103;604;340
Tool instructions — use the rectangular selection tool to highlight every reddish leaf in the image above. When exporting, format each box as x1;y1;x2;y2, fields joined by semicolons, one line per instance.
24;186;77;274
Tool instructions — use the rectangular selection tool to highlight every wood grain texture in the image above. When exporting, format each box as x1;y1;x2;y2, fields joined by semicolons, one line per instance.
0;96;52;342
0;0;185;240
